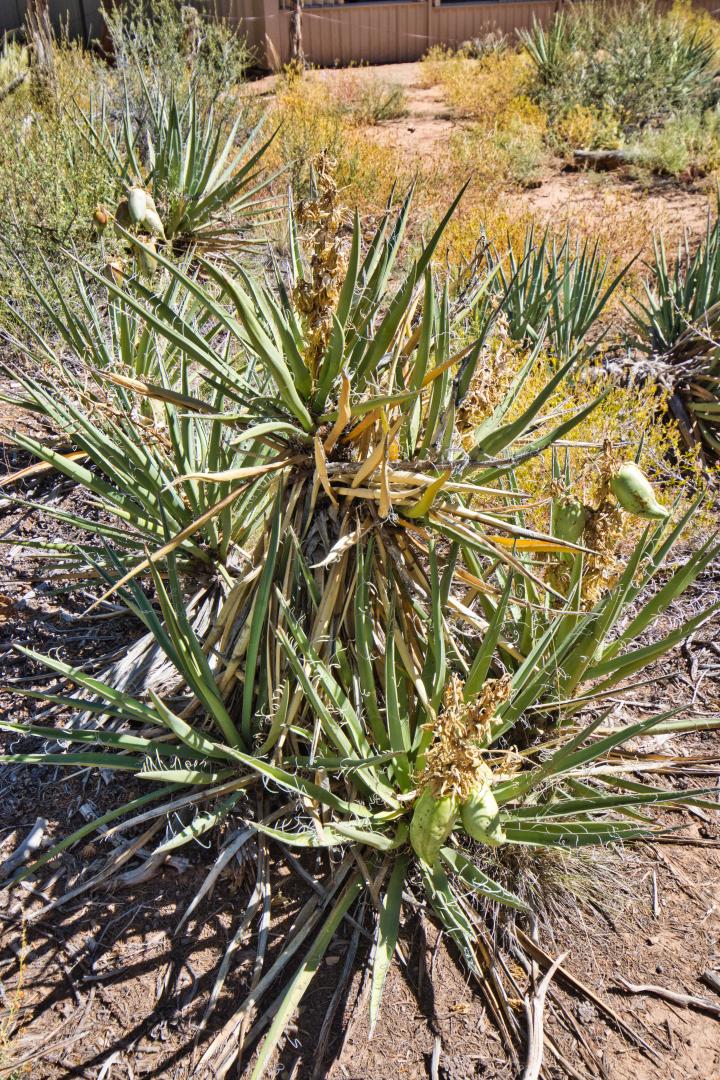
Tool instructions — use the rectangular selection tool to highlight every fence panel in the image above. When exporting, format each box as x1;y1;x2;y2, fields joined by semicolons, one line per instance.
0;0;103;41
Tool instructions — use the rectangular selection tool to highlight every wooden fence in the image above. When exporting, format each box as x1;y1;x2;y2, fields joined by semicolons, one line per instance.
218;0;720;69
225;0;562;68
2;0;719;69
0;0;102;42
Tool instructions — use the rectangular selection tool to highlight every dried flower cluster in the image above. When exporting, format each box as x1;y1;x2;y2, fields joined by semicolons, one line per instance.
293;153;348;378
582;442;625;607
421;672;511;801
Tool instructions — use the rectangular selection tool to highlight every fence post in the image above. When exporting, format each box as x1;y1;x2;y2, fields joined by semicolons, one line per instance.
262;0;283;68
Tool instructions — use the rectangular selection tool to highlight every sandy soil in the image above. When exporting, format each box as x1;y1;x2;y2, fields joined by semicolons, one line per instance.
305;61;716;248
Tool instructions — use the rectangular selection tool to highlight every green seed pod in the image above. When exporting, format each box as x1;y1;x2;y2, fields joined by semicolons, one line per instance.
127;186;148;226
460;785;506;847
550;494;586;545
143;207;166;240
409;787;458;866
610;462;669;521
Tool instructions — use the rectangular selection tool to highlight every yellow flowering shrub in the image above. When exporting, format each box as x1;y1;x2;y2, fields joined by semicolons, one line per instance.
553;104;622;151
421;47;534;123
512;361;713;539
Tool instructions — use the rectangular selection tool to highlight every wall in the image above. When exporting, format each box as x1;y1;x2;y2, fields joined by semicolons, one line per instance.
274;0;559;67
221;0;720;70
2;0;717;69
0;0;102;42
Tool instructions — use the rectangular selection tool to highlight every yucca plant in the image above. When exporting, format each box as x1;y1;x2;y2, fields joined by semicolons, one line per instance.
2;178;718;1077
522;2;717;129
1;257;274;575
75;81;282;253
629;212;720;455
518;13;572;89
489;225;630;358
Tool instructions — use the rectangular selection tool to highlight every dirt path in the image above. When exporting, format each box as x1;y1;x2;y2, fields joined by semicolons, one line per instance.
271;60;716;250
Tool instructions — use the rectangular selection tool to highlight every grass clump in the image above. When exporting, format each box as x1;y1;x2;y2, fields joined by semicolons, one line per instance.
331;68;408;125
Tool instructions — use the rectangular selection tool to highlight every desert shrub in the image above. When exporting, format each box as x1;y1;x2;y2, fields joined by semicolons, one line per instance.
0;56;116;327
101;0;252;107
331;69;408;125
491;112;548;187
634;109;720;177
552;103;623;151
270;68;412;207
522;0;717;132
422;47;534;124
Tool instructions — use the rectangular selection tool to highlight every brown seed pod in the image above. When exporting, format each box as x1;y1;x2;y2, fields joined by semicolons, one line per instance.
92;206;109;234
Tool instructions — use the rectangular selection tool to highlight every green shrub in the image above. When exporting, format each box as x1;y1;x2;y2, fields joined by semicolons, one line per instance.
521;1;717;132
634;109;720;176
101;0;252;107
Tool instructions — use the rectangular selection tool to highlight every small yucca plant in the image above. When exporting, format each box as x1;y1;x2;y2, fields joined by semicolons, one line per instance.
2;175;718;1077
75;83;282;254
488;223;631;358
629;210;720;457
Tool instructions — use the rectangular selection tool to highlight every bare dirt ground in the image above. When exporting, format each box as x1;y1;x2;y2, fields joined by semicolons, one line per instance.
1;65;719;1080
1;493;718;1079
316;62;716;245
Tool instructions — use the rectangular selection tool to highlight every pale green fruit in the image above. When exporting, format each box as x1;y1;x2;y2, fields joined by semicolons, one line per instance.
460;782;506;847
409;787;458;866
143;193;166;239
551;494;586;544
143;208;166;240
127;187;148;225
610;462;669;521
133;237;157;277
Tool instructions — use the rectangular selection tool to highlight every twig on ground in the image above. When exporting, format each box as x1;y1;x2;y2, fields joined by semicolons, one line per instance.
430;1034;442;1080
617;978;720;1017
700;970;720;997
0;71;27;103
0;817;47;880
514;928;659;1058
522;952;568;1080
